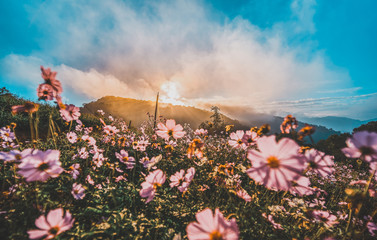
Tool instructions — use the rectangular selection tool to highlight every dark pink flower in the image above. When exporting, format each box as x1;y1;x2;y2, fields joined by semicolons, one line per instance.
59;104;81;122
246;136;306;191
186;208;239;240
40;66;63;95
27;208;74;239
37;84;55;101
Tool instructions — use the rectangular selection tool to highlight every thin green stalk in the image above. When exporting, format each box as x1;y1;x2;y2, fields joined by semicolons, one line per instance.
29;113;35;141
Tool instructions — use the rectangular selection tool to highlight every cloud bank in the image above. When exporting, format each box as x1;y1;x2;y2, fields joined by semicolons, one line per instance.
1;0;363;118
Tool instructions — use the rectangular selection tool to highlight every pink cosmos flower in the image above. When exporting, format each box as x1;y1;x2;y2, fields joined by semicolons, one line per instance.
262;213;283;230
186;208;239;240
37;83;55;101
28;208;74;239
242;130;258;146
0;126;16;142
103;125;119;135
71;183;85;200
66;132;77;144
68;163;80;179
236;188;252;202
246;135;306;191
18;150;63;182
170;167;196;192
194;128;208;136
59;104;81;122
367;222;377;237
86;175;95;185
342;131;377;162
81;135;96;146
156;119;185;140
305;149;335;177
170;170;185;188
40;66;63;95
139;169;166;203
228;130;246;149
115;150;136;169
0;148;33;162
289;175;314;196
311;210;338;227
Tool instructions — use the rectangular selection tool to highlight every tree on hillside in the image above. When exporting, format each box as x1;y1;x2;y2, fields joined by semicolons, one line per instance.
353;121;377;133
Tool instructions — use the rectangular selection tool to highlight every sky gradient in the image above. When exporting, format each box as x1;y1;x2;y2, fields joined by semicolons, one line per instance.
1;0;376;120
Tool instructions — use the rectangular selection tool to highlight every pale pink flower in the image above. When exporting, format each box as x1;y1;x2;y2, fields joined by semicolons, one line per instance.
194;129;208;136
115;150;135;169
242;130;258;146
60;104;81;122
66;132;77;144
236;189;252;202
40;66;63;95
68;163;80;179
305;149;335;177
115;175;127;182
97;109;105;115
246;136;306;191
262;213;283;230
71;183;85;200
170;168;195;192
139;169;166;203
37;83;55;101
28;208;74;239
170;170;185;188
18;150;63;182
185;167;196;182
0;148;33;162
367;222;377;236
103;125;119;135
77;147;89;159
156;119;185;140
342;131;377;162
86;175;94;185
81;135;96;146
228;130;246;149
186;208;239;240
311;210;338;227
289;176;314;196
0;126;16;142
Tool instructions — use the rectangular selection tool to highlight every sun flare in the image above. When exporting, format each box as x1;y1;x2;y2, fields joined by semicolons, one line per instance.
159;81;185;105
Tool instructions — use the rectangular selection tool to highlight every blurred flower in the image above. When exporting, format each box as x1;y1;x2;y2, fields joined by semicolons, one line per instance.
187;139;204;159
103;125;119;135
40;66;63;96
305;149;335;177
228;130;246;149
262;213;283;230
367;222;377;237
37;83;55;101
186;208;239;240
86;175;95;185
66;132;77;144
257;124;270;135
311;210;338;227
115;150;135;169
18;150;63;182
342;131;377;162
0;126;16;142
280;115;298;134
68;163;80;179
28;208;74;239
225;125;234;132
156;119;185;140
236;188;252;202
298;124;315;141
60;104;81;122
289;176;314;196
81;135;96;146
170;170;185;188
71;183;86;200
194;128;208;136
0;148;33;162
140;169;166;203
242;130;258;146
11;101;39;115
246;136;306;191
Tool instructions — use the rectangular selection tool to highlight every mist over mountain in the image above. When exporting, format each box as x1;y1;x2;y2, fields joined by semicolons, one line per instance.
81;96;340;142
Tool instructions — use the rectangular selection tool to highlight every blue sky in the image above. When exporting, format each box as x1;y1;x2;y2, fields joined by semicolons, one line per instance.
1;0;376;120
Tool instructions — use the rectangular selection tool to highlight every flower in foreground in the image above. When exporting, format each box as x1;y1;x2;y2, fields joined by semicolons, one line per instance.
186;208;239;240
246;136;306;191
11;101;39;115
28;208;74;239
140;169;166;203
156;119;185;140
0;148;33;162
59;104;81;122
18;150;63;182
342;131;377;162
228;130;246;149
37;84;55;101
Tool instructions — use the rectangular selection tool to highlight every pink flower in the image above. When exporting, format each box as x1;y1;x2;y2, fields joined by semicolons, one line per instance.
342;131;377;162
170;167;196;192
68;163;80;179
59;104;81;122
186;208;239;240
246;136;306;191
37;84;55;101
194;128;208;136
103;125;119;135
18;150;63;182
115;150;135;169
228;130;246;149
71;183;85;200
0;148;33;162
139;169;166;203
40;66;63;95
242;130;258;146
156;119;185;140
367;222;377;237
170;170;185;188
66;132;77;144
28;208;74;239
305;149;335;177
289;175;314;196
311;210;338;227
81;135;96;146
262;213;283;230
86;175;95;185
236;188;252;202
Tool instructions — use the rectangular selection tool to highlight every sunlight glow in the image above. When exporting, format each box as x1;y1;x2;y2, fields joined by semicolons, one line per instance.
160;81;185;105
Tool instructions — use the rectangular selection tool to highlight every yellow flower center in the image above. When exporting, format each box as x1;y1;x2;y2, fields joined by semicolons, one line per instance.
168;130;174;136
37;162;49;171
209;230;223;240
267;156;280;168
123;156;129;162
15;154;22;160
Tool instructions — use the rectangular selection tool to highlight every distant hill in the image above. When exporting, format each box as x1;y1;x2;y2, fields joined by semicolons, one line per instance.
81;96;340;142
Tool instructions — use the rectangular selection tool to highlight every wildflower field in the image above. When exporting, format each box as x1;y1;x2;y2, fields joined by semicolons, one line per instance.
1;67;377;239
